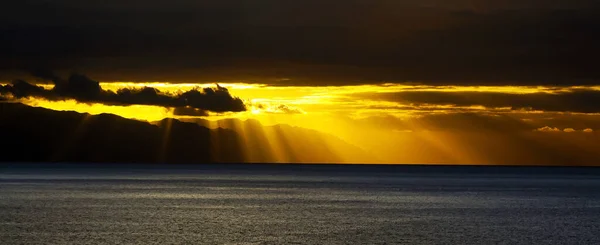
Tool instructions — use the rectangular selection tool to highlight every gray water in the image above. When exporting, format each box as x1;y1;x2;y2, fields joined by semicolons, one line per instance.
1;164;600;244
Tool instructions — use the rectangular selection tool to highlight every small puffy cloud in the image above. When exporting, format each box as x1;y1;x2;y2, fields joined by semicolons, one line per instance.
253;103;306;114
535;126;561;132
271;104;306;114
583;128;594;133
563;128;576;133
172;107;209;117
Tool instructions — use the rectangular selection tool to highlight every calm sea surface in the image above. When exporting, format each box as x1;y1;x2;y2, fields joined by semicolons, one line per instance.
1;164;600;244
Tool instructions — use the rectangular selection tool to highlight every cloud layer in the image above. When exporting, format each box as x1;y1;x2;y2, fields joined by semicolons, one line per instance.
357;89;600;113
0;72;246;112
1;0;599;85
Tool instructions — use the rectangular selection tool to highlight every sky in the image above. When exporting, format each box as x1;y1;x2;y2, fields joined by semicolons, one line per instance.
1;0;600;165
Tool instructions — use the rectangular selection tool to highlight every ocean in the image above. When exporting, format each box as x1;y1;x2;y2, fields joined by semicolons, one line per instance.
1;164;600;244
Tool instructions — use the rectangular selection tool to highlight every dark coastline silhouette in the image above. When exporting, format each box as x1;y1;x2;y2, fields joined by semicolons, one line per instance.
0;103;371;164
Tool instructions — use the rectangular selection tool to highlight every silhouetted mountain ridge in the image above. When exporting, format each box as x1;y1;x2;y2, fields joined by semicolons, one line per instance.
0;103;372;163
176;117;375;163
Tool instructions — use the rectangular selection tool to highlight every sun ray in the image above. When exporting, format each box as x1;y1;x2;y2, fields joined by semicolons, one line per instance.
158;110;174;163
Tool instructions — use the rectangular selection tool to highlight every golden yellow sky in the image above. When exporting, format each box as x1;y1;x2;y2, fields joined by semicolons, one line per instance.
13;82;600;122
3;81;600;165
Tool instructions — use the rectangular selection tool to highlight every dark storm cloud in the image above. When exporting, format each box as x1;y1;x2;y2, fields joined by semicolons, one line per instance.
358;89;600;113
1;0;599;85
1;72;246;112
1;79;59;100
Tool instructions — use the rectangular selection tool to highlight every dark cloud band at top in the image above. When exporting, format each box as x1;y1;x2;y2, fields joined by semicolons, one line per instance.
1;0;599;86
0;72;247;112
